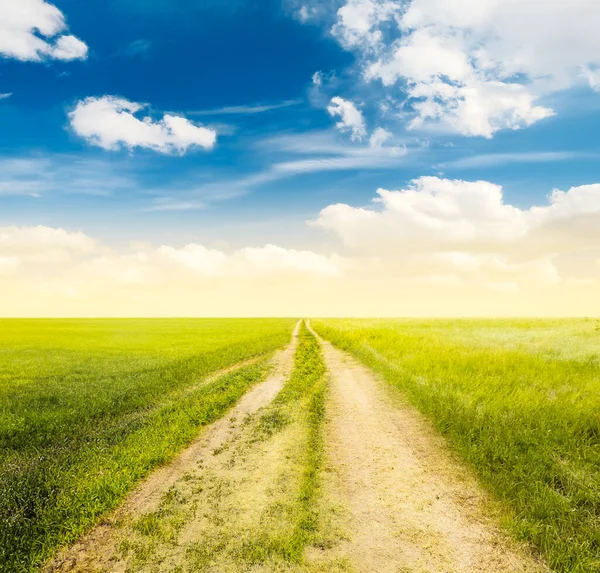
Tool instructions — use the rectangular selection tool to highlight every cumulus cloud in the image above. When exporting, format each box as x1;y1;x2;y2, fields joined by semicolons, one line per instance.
0;225;96;259
0;225;343;311
0;0;87;61
313;177;600;248
312;0;600;137
311;176;600;293
2;211;600;315
327;96;367;141
332;0;400;50
159;243;342;278
69;96;217;154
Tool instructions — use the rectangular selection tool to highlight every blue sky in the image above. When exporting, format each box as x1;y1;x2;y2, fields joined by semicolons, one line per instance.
2;0;600;316
0;0;353;247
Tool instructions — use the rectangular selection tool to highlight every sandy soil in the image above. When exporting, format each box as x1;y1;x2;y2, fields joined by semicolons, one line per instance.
310;324;548;573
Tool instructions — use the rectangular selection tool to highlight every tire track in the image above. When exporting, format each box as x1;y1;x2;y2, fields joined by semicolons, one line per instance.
45;321;301;572
309;323;548;573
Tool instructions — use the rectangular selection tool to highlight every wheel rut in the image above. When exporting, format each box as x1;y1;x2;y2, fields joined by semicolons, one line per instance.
45;320;548;573
45;321;301;572
309;324;548;573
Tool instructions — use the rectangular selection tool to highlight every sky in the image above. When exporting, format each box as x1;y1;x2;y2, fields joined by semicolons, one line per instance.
1;0;600;317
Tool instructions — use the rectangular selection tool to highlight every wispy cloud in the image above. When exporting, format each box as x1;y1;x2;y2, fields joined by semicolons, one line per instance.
157;129;411;207
273;150;406;174
123;39;152;57
261;129;410;171
0;93;12;100
143;198;206;212
442;152;593;169
188;99;303;116
0;155;136;197
142;184;249;212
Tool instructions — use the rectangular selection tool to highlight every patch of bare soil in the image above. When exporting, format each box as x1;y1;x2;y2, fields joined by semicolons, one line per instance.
45;322;303;573
311;326;548;573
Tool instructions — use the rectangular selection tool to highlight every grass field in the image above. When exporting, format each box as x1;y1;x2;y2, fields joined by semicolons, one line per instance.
312;319;600;573
0;318;296;573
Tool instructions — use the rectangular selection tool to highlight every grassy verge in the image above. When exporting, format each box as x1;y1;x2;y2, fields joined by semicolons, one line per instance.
0;318;295;573
312;319;600;573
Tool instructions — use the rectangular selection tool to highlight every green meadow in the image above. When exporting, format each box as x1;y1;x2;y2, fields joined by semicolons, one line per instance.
312;319;600;573
0;318;295;573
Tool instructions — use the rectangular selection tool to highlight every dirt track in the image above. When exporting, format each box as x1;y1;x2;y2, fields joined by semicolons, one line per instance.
310;324;547;573
45;321;547;572
45;322;301;572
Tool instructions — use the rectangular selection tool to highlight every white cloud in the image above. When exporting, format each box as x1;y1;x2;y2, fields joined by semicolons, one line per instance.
0;0;87;61
296;5;319;22
313;177;525;247
311;177;600;292
0;93;12;100
0;225;95;254
583;67;600;91
444;152;583;170
313;176;600;250
272;150;405;174
159;243;343;278
1;209;600;315
69;96;217;154
0;155;137;198
327;96;367;141
332;0;400;50
369;127;392;148
0;225;343;298
0;225;96;264
317;0;600;137
189;99;302;116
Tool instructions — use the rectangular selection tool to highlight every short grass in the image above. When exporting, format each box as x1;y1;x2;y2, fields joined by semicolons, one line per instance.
0;318;296;573
312;318;600;573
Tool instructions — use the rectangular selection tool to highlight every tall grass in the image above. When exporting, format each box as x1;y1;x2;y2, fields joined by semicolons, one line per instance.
0;318;295;572
313;319;600;573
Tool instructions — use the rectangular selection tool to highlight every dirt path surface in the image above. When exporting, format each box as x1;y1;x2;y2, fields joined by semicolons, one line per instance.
310;324;547;573
45;322;301;573
45;320;549;573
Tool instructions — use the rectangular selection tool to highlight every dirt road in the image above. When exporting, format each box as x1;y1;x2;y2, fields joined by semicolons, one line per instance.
310;324;546;573
45;321;547;572
45;322;301;572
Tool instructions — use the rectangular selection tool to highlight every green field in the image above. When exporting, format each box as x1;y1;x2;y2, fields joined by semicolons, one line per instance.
312;319;600;573
0;318;296;573
3;318;600;573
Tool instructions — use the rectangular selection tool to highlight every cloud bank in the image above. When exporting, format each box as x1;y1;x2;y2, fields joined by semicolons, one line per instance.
0;225;344;314
312;176;600;298
2;176;600;316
